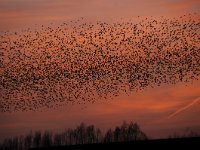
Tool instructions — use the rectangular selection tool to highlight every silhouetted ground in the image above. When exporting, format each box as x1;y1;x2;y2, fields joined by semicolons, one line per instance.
29;137;200;150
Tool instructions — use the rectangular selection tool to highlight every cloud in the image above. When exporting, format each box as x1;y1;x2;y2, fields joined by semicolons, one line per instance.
0;0;179;31
165;0;200;12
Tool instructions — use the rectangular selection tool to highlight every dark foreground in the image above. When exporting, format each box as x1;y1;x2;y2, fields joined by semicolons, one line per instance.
29;137;200;150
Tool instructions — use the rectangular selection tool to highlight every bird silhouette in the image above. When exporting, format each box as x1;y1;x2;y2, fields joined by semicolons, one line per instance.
0;14;199;112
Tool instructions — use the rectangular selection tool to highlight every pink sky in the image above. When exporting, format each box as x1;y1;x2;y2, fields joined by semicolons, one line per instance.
0;0;199;31
0;0;200;141
0;79;200;140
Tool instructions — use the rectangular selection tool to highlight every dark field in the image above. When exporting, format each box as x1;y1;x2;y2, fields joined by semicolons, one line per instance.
29;137;200;150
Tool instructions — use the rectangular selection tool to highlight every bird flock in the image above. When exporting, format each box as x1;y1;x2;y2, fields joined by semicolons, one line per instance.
0;14;200;112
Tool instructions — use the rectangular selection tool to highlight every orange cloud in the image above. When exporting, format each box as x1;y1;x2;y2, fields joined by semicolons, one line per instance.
165;0;200;12
1;0;198;31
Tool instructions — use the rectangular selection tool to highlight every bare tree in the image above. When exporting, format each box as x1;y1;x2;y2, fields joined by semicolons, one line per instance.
127;122;147;141
95;128;102;143
104;129;114;143
120;121;128;141
0;121;148;149
12;137;19;150
18;136;24;150
42;131;52;147
24;133;33;150
86;125;95;143
54;133;62;146
67;129;74;145
114;126;121;142
76;123;86;144
33;131;41;148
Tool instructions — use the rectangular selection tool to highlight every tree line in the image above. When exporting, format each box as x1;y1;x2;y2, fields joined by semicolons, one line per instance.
0;121;147;150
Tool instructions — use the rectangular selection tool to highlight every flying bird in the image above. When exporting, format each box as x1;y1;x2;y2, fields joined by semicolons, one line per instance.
0;14;199;112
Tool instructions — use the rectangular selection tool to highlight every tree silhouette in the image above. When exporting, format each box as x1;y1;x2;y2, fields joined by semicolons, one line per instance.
76;123;86;144
53;133;62;146
42;131;52;147
95;128;102;143
127;122;147;141
12;137;19;150
120;121;128;141
0;121;148;150
24;133;33;150
18;136;24;150
104;129;114;143
86;125;95;143
67;129;75;145
114;126;121;142
33;131;41;148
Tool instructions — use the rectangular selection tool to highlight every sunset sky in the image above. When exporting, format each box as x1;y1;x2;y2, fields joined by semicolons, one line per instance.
0;0;199;31
0;0;200;141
